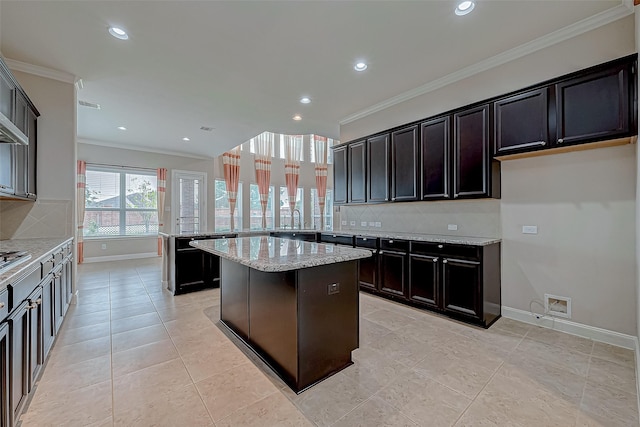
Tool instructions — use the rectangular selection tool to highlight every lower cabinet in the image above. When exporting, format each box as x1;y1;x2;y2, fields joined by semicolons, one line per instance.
0;323;9;427
41;278;55;358
174;235;235;295
26;287;43;392
408;254;439;309
379;250;406;298
442;257;482;320
8;300;29;425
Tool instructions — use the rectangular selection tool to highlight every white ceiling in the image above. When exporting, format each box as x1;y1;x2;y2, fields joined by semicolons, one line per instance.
0;0;630;158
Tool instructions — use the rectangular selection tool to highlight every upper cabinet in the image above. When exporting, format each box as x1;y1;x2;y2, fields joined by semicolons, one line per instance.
556;62;632;146
333;144;348;205
391;125;419;202
421;116;450;200
348;140;366;203
494;87;549;155
453;104;492;198
367;134;389;202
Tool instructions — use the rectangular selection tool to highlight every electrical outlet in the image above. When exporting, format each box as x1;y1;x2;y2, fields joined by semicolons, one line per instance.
522;225;538;234
368;222;375;227
101;243;107;250
375;222;381;228
448;224;458;231
350;221;356;226
341;220;347;226
360;221;367;227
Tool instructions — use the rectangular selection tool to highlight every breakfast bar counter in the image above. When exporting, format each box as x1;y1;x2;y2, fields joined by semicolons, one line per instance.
190;236;371;393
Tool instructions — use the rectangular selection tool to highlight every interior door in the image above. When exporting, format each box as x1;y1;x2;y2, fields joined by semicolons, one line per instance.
172;170;207;234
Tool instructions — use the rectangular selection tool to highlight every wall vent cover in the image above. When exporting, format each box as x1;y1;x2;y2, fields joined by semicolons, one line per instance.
78;100;101;110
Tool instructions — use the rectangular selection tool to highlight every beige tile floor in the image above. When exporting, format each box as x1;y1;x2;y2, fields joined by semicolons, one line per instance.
19;258;640;426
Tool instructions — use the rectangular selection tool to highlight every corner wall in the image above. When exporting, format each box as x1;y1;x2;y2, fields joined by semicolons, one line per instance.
340;16;637;336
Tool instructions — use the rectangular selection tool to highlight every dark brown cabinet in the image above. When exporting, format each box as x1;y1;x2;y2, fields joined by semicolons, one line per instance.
454;104;492;198
442;258;481;321
333;145;348;204
14;110;37;199
8;300;29;424
269;232;317;242
52;267;64;334
408;253;439;309
174;235;235;295
556;62;632;146
355;237;378;291
421;116;450;200
348;140;366;203
494;88;549;155
0;70;12;122
0;145;14;195
41;277;55;358
391;125;419;202
367;134;389;202
26;287;43;391
378;239;409;298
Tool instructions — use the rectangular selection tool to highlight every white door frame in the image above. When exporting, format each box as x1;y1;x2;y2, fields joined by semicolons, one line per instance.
171;169;207;234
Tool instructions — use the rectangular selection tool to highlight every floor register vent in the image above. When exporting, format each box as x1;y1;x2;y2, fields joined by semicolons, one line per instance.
544;294;571;319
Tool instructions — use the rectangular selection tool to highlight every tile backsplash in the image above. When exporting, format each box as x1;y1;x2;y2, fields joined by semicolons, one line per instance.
336;199;500;238
0;199;73;240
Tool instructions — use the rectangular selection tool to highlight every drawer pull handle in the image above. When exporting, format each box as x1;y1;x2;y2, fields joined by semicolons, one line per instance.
443;259;448;264
438;245;443;249
432;258;438;263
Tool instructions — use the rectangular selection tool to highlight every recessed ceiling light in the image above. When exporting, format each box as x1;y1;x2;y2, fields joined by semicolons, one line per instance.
182;137;190;142
108;26;129;40
455;0;475;16
300;97;311;104
117;126;127;131
354;62;368;72
292;115;302;121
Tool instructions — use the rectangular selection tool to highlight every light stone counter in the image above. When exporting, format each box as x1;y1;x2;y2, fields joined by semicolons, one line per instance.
190;236;371;272
333;231;500;246
0;237;74;289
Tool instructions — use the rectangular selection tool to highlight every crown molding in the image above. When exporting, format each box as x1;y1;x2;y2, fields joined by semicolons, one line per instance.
4;58;78;85
77;138;214;160
340;0;635;125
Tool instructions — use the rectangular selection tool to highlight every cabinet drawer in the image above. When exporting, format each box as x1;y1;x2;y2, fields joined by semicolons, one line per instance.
380;239;409;252
411;241;480;259
41;254;55;278
53;247;64;264
355;236;379;249
9;264;40;310
0;289;8;321
318;234;353;246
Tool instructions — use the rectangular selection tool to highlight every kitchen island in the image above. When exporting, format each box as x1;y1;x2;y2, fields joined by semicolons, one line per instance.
190;236;371;393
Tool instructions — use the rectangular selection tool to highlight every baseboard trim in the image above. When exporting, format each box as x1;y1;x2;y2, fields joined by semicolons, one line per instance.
502;306;638;350
636;339;640;419
83;253;159;263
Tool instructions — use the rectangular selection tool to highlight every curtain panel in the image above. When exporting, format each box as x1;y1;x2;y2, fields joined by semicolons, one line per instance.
157;168;167;256
284;135;302;228
254;133;273;229
223;148;241;231
77;160;87;263
314;136;328;230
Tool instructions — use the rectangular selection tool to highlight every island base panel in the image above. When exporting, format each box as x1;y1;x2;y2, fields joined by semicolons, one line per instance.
220;260;249;340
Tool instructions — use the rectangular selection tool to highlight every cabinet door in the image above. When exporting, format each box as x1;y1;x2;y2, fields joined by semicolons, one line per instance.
26;109;37;198
64;259;73;306
453;104;490;198
556;63;631;145
27;287;43;388
0;70;13;123
53;269;64;334
391;125;419;201
348;140;366;203
8;300;29;423
421;116;450;200
41;277;55;358
0;144;14;195
332;145;348;204
13;92;28;134
379;251;406;298
358;252;378;291
494;88;548;155
442;258;481;321
408;254;439;309
367;134;389;202
14;143;27;197
0;323;9;427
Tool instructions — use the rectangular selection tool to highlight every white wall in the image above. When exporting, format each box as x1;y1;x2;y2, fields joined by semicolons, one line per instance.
340;16;637;335
0;71;76;240
78;137;333;259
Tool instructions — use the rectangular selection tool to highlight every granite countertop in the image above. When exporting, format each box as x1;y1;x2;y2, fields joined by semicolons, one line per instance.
327;231;500;246
159;229;320;239
190;236;371;272
0;237;74;289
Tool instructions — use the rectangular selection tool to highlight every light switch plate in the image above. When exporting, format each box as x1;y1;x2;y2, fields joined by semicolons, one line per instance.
368;222;375;227
360;221;367;227
448;224;458;231
522;225;538;234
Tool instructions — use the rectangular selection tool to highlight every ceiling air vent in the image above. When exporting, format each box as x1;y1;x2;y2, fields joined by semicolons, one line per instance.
200;126;214;132
78;100;101;110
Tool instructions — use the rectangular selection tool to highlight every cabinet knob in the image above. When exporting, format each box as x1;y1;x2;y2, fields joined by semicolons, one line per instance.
443;259;448;264
362;238;367;241
389;240;394;244
432;258;438;263
557;138;564;144
0;302;5;309
438;244;443;249
540;141;546;146
379;251;384;255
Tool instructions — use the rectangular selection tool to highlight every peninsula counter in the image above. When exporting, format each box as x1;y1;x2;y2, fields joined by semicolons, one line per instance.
190;236;371;393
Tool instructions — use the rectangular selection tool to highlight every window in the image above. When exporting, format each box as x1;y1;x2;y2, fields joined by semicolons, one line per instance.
214;179;243;232
249;131;275;157
279;187;303;228
310;135;336;164
249;184;275;230
84;166;158;237
279;134;304;161
310;188;333;230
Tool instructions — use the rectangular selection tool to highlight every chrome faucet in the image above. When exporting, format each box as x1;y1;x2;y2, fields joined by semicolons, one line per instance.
292;209;301;230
